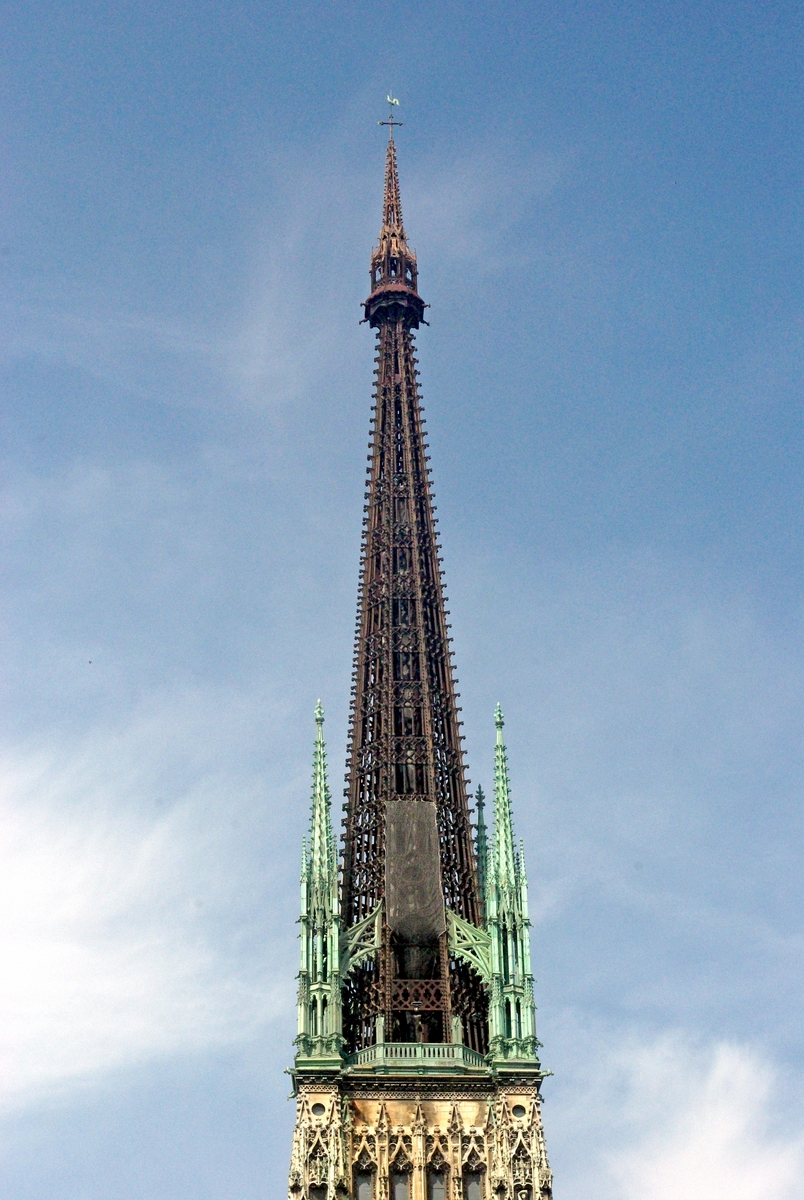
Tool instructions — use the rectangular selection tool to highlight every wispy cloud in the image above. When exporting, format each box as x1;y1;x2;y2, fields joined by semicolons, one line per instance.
548;1025;804;1200
609;1038;804;1200
0;142;376;421
0;294;226;410
0;689;298;1112
408;140;568;270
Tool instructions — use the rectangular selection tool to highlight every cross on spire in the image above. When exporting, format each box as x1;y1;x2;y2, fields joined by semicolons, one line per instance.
362;105;427;327
378;93;403;139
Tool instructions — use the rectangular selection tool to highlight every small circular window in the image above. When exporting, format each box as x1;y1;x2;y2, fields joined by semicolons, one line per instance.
512;1104;526;1119
311;1103;326;1117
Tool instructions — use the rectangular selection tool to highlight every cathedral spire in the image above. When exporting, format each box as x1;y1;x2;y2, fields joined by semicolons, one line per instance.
343;118;486;1055
287;116;553;1200
377;93;404;228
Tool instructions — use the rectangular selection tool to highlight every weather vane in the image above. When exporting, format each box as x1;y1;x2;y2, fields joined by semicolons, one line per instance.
379;93;402;135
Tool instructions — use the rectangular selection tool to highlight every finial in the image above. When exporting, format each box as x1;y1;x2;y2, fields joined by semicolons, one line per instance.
315;699;324;725
378;93;403;139
495;703;505;731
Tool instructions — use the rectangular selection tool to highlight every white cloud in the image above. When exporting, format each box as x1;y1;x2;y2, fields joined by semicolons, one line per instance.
609;1038;804;1200
550;1028;804;1200
0;690;298;1112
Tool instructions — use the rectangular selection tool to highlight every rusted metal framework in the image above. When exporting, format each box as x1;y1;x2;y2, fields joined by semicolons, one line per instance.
340;130;488;1055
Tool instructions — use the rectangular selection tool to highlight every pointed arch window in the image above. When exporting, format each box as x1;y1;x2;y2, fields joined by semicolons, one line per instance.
355;1173;374;1200
463;1175;484;1200
391;1173;410;1200
428;1171;447;1200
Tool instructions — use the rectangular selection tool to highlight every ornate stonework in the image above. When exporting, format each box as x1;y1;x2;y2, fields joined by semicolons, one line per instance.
289;1082;552;1200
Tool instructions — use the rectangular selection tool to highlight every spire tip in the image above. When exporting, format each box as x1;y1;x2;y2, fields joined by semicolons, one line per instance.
378;94;402;141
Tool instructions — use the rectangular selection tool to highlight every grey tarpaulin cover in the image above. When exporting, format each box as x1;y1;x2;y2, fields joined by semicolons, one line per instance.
385;800;446;942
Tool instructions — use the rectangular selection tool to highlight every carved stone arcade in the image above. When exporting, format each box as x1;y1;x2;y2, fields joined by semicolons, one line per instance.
290;1085;552;1200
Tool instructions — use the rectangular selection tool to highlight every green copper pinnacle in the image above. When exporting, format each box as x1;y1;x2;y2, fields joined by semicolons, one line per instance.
486;705;540;1065
492;704;518;893
295;703;344;1067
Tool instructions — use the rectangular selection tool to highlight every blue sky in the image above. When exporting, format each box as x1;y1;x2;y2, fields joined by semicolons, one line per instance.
1;2;803;1197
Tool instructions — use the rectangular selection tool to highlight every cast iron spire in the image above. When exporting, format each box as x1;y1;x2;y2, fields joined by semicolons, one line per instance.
286;109;553;1200
475;785;489;916
341;120;487;1053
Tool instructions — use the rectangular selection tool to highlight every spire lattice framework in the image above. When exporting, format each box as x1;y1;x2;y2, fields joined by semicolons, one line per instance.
287;115;553;1200
340;128;486;1056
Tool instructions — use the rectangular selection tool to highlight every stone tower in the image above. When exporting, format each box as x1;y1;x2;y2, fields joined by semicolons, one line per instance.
287;109;553;1200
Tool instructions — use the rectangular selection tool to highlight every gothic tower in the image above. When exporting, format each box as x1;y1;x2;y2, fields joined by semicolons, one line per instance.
288;111;553;1200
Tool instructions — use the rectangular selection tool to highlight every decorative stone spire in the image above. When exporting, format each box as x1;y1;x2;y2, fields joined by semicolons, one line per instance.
309;700;337;901
295;703;343;1068
486;706;540;1063
492;705;517;890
